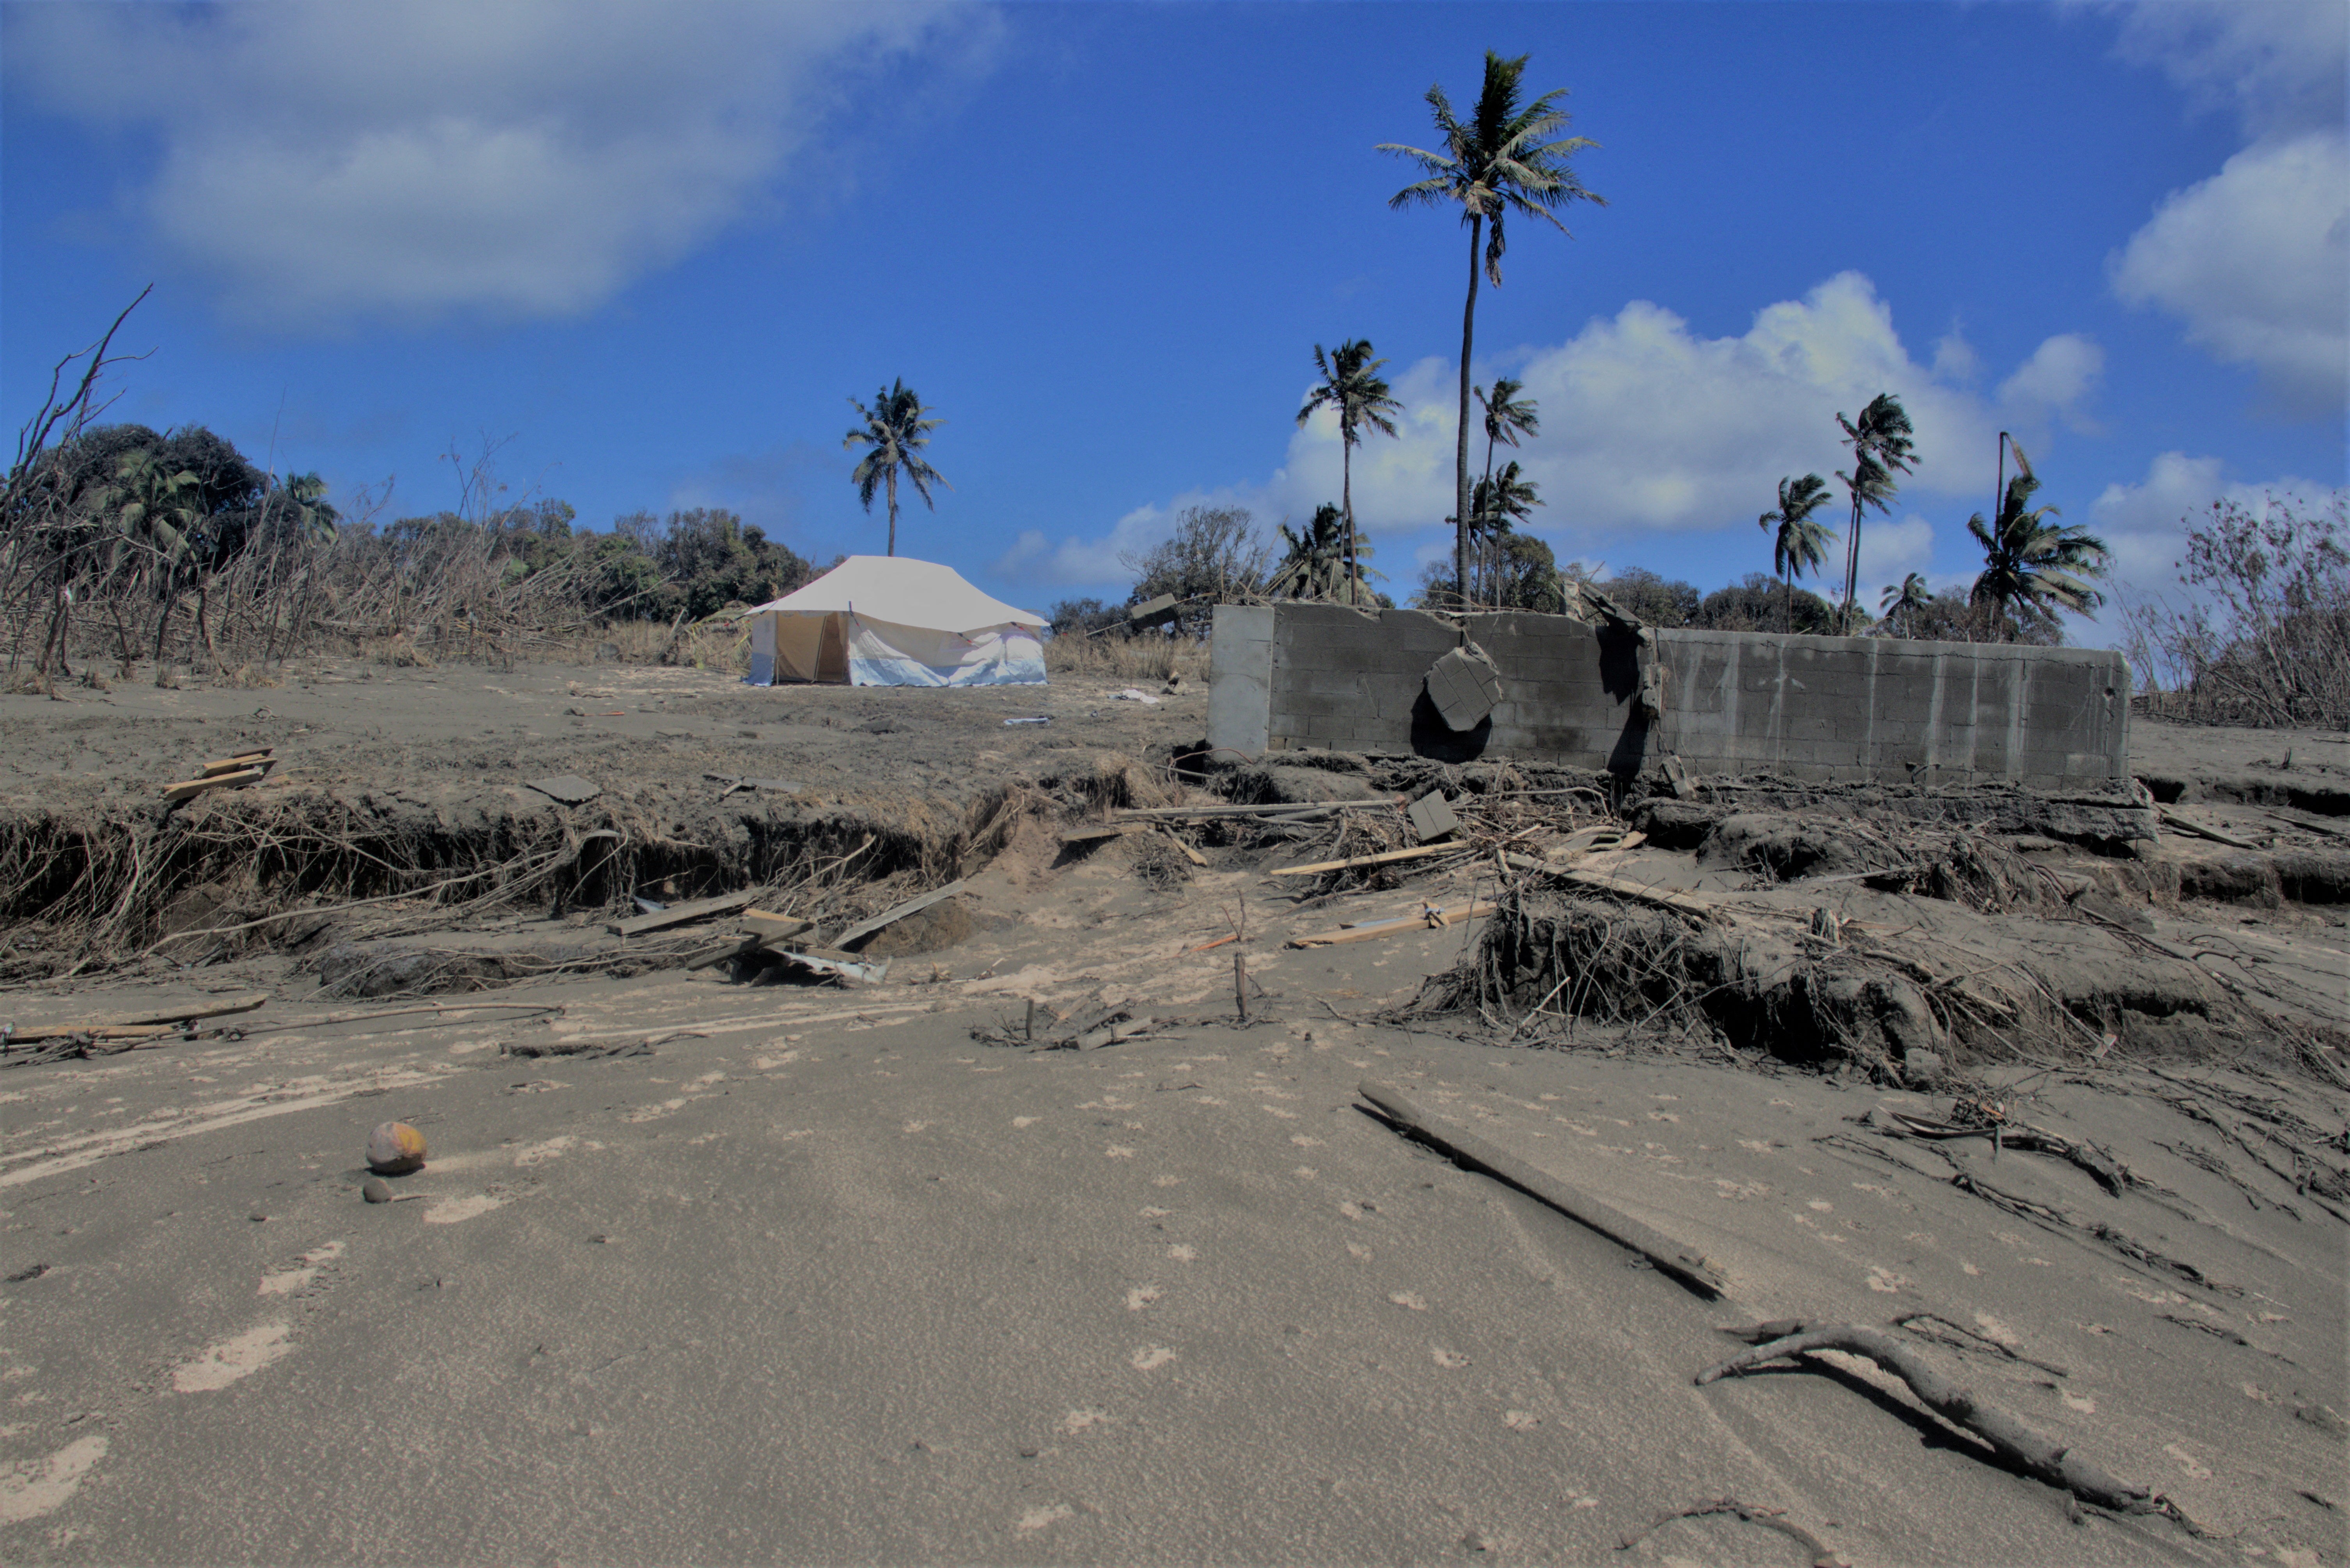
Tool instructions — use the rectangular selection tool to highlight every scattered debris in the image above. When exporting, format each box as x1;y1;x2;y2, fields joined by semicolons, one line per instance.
366;1121;427;1176
1269;843;1455;878
524;774;601;805
1112;687;1163;706
1004;716;1051;726
1698;1320;2192;1526
1357;1079;1727;1298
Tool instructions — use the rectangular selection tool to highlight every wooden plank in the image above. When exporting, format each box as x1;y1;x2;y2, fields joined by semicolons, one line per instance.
1288;900;1496;948
607;890;757;937
2157;807;2261;849
1357;1079;1727;1299
739;909;811;941
1160;829;1209;867
1060;823;1146;845
161;766;266;802
1268;843;1455;878
200;750;274;777
833;880;966;949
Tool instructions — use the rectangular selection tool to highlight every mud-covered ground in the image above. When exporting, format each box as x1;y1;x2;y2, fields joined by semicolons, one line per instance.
1;663;2345;1566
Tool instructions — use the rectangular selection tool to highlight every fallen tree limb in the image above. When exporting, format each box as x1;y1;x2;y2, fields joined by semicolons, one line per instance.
1698;1321;2191;1526
1356;1079;1727;1298
1551;866;1720;920
1615;1495;1844;1567
4;993;268;1042
1116;800;1398;821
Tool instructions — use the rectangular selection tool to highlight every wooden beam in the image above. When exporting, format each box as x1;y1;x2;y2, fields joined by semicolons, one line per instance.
162;766;267;802
1287;899;1496;947
1114;800;1398;821
1358;1079;1727;1299
1267;843;1455;877
833;880;965;949
1555;867;1718;919
607;890;758;937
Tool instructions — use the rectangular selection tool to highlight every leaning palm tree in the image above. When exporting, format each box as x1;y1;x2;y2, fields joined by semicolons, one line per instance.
842;380;948;557
1880;572;1933;637
1756;472;1836;633
1267;502;1379;604
1968;470;2112;640
1296;340;1402;590
1382;51;1601;599
1833;394;1918;624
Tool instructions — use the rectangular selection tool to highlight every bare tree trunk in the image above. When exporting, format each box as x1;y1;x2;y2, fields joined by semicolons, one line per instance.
1455;216;1483;605
152;586;176;684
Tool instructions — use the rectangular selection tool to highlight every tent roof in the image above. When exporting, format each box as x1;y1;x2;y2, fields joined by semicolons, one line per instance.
745;555;1045;631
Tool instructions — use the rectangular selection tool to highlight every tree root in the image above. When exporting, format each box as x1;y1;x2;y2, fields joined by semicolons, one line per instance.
1698;1321;2199;1530
1615;1495;1845;1566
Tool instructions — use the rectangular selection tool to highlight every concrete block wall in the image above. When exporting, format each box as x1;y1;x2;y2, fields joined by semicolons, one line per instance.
1208;602;2131;788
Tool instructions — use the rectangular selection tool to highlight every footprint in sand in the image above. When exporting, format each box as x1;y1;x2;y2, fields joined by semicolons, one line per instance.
0;1435;108;1524
1389;1291;1427;1312
1129;1346;1175;1371
1432;1347;1470;1369
423;1194;507;1225
1059;1408;1111;1435
1167;1245;1197;1262
1016;1503;1074;1532
1105;1146;1136;1159
173;1321;293;1393
1013;1116;1039;1128
511;1135;578;1168
1125;1285;1163;1311
1347;1242;1372;1261
2164;1443;2213;1480
258;1239;345;1297
1502;1410;1540;1431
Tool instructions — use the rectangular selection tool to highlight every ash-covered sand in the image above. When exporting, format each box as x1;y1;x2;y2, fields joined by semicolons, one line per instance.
1;664;2345;1566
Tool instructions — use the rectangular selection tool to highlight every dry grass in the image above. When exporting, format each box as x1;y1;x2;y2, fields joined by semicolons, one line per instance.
1045;632;1207;683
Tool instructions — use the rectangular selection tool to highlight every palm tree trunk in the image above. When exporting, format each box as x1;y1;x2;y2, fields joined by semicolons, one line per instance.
1783;564;1792;635
1842;496;1863;630
1455;215;1483;607
1341;437;1356;603
886;468;898;557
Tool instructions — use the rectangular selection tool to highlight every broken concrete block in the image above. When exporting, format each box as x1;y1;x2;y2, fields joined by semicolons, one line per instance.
1406;792;1460;843
1423;647;1502;732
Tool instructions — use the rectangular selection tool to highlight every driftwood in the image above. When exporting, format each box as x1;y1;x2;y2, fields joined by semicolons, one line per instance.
1698;1321;2190;1524
161;765;269;802
1356;1079;1727;1298
833;880;964;948
1551;867;1719;920
1615;1496;1844;1566
1115;800;1397;822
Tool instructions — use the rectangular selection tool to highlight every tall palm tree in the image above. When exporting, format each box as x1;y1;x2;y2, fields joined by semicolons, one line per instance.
1833;394;1918;624
97;450;204;681
1267;502;1379;604
1382;51;1601;600
843;380;948;557
1880;572;1933;637
1757;472;1836;634
1296;340;1402;591
1968;469;2112;640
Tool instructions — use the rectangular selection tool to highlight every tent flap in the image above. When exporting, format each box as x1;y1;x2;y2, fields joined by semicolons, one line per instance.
846;615;1044;687
738;557;1047;687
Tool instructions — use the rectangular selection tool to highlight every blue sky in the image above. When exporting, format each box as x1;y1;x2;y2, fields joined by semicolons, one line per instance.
4;0;2343;639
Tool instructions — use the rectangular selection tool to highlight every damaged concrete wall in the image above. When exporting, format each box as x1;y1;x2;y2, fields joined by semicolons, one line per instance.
1208;602;2131;788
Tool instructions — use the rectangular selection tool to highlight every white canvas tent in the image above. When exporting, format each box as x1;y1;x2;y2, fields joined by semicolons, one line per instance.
742;556;1047;687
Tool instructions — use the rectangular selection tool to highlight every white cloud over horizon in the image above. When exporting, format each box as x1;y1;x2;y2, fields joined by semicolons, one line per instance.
7;1;992;325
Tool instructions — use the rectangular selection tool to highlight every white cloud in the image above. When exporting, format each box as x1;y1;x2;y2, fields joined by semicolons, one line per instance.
1855;516;1936;600
2110;131;2350;414
7;1;989;324
1009;272;2111;594
2102;0;2346;138
1997;333;2105;428
990;483;1276;588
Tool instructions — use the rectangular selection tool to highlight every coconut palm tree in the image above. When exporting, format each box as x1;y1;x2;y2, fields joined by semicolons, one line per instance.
1968;470;2112;640
1267;503;1379;604
843;380;948;557
1382;51;1601;600
1833;394;1918;623
1757;473;1837;634
1466;459;1542;605
96;450;205;681
1475;377;1539;500
1880;572;1933;637
1296;340;1402;591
